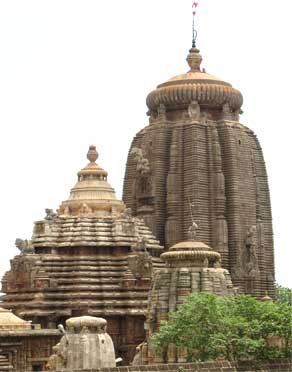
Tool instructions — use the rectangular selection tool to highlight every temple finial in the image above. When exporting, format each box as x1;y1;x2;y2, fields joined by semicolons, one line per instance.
87;145;98;163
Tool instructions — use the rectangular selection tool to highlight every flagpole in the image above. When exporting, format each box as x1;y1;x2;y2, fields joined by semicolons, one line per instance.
192;13;196;47
192;5;198;47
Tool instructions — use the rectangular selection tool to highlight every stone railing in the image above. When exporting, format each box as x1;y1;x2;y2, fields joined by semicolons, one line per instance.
45;358;292;372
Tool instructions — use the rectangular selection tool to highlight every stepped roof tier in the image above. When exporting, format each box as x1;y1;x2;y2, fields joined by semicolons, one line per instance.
1;146;164;364
0;354;13;371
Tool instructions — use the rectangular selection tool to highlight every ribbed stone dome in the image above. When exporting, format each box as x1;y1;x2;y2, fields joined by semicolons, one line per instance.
59;145;124;216
146;47;243;112
161;240;221;268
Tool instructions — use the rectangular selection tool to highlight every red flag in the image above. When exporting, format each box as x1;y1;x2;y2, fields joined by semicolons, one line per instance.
192;1;199;15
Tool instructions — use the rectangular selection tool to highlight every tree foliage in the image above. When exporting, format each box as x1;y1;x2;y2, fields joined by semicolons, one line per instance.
151;291;292;362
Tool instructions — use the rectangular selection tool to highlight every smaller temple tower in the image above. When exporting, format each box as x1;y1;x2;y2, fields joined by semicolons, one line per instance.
139;224;235;365
1;146;164;364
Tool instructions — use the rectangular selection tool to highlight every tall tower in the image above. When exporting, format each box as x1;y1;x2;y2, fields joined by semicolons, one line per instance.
123;46;275;297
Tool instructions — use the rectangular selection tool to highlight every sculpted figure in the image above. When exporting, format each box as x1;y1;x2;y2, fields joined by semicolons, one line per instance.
132;237;147;253
129;237;152;279
122;207;133;219
45;208;57;220
80;203;92;214
45;344;59;370
246;226;260;277
15;239;34;254
128;253;152;279
188;221;198;241
157;103;166;117
188;100;200;120
131;147;150;176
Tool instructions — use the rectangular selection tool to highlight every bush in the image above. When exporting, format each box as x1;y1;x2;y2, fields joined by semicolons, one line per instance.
151;291;292;362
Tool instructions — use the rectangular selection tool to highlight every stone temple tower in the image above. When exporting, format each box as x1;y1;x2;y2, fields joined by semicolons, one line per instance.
1;146;164;364
123;46;275;297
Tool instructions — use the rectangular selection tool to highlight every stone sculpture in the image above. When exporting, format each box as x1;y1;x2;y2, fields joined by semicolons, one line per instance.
131;147;150;176
187;221;199;241
48;316;116;371
15;239;34;254
45;208;57;220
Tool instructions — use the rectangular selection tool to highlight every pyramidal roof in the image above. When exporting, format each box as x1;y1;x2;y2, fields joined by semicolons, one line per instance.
58;145;124;217
0;307;31;330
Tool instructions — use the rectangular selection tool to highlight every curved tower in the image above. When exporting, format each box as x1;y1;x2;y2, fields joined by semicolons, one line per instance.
123;47;275;297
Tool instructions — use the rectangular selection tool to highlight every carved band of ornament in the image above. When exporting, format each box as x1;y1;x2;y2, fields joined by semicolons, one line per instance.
161;250;221;261
147;84;243;111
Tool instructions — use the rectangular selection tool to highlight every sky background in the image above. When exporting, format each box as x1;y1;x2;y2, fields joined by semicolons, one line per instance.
0;0;291;289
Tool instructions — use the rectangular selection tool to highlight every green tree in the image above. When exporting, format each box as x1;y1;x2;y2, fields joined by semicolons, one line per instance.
275;285;292;358
151;292;292;362
276;285;292;305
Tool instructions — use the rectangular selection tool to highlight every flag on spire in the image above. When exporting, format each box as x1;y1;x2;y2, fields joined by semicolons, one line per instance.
192;1;199;16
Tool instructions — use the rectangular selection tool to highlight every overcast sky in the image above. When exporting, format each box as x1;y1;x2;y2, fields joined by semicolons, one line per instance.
0;0;291;289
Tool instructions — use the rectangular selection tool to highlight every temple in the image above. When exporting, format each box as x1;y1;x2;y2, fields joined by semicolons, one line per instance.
123;46;275;298
1;146;164;366
0;21;277;372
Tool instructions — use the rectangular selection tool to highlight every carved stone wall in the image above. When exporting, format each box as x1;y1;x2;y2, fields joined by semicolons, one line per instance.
0;331;60;372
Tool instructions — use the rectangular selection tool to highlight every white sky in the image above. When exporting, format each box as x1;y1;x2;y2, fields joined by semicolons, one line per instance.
0;0;291;289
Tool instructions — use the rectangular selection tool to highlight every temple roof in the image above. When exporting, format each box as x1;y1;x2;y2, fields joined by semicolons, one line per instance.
0;307;31;330
161;240;221;268
146;47;243;112
59;145;124;217
32;215;162;250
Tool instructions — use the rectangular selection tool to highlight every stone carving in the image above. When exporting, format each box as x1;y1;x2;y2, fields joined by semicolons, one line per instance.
45;208;57;220
131;148;150;176
15;239;34;255
49;316;116;371
128;253;153;279
132;237;147;253
187;221;198;241
132;342;147;366
188;101;200;120
222;103;233;120
246;226;260;278
129;238;152;279
122;207;133;219
157;103;167;120
80;203;92;214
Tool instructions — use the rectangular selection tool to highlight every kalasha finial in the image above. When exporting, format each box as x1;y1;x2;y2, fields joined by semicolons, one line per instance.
187;47;202;72
87;145;98;163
